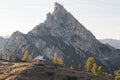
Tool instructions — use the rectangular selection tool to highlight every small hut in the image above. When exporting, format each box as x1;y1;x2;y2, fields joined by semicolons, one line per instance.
33;56;46;65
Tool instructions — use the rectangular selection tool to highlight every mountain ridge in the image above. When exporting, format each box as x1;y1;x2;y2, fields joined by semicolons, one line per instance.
99;39;120;49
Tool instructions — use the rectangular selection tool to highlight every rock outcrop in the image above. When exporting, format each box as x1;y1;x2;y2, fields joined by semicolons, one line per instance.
3;2;120;72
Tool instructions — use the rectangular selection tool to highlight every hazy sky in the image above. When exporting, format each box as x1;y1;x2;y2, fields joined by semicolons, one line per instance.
0;0;120;39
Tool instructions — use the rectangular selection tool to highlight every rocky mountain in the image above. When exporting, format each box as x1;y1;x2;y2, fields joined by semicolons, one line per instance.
0;36;8;48
99;39;120;49
2;2;120;72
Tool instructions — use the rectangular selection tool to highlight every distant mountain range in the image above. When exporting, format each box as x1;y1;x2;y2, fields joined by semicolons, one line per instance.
2;2;120;73
99;39;120;49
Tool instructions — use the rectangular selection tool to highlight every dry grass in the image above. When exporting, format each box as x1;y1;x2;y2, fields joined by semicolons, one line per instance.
0;62;113;80
0;62;31;80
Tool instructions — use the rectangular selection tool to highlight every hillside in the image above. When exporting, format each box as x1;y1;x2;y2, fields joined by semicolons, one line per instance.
99;39;120;49
0;62;30;80
0;62;113;80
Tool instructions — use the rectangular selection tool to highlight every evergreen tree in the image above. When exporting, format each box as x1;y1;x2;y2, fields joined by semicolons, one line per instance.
15;55;21;62
22;50;30;62
9;56;12;62
85;57;95;72
9;56;15;62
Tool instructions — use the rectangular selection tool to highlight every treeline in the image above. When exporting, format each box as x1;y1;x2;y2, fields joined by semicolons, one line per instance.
9;50;30;62
53;53;64;66
53;54;120;80
53;55;104;75
84;57;120;80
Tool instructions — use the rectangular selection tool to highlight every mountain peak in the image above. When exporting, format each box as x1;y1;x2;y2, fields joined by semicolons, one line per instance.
54;2;63;9
12;31;23;36
53;2;67;15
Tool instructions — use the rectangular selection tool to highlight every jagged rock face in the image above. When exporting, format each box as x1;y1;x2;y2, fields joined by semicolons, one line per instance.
3;31;40;58
3;2;120;72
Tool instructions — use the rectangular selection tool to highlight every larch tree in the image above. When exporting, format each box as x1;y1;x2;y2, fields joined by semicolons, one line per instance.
97;66;103;75
115;70;120;80
53;53;58;64
91;63;98;75
22;50;30;62
58;58;64;66
85;57;95;72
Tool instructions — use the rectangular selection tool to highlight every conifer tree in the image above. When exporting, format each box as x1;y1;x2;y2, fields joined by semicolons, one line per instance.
58;58;64;66
91;63;97;75
9;56;12;62
114;71;118;77
15;55;21;62
115;70;120;80
53;53;58;64
9;56;15;62
85;57;95;72
22;50;30;62
97;66;103;75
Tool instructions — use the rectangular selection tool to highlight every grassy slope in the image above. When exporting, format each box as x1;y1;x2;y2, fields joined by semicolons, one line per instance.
0;62;113;80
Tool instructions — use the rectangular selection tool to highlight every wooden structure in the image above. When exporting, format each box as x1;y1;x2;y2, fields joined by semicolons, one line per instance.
33;56;46;65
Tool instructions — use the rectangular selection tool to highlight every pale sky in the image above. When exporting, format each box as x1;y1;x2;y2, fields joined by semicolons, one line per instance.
0;0;120;39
